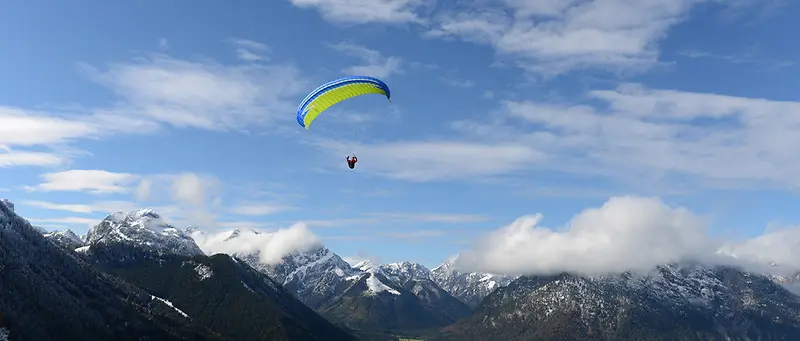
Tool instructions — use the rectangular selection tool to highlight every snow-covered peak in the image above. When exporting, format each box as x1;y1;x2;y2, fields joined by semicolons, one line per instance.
1;198;14;213
85;208;203;257
224;229;242;241
379;262;433;283
431;258;515;308
44;229;85;250
354;260;377;272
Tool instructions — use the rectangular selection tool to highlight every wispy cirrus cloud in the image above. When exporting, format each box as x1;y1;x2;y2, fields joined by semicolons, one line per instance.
227;38;272;61
230;201;295;216
310;83;800;190
19;200;140;214
328;42;404;79
23;170;139;194
26;216;104;228
292;0;768;76
288;0;428;24
80;51;307;131
302;212;488;227
677;50;793;69
2;41;308;169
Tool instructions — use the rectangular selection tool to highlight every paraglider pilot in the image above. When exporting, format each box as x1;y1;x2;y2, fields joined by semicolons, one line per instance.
346;155;358;169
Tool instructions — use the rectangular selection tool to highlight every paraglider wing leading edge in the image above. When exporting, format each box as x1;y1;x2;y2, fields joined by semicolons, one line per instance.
296;76;391;129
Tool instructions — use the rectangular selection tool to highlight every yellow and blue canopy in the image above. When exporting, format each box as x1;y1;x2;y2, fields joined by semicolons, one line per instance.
296;76;391;129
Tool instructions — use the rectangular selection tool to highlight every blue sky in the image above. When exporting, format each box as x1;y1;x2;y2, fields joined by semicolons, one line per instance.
2;0;800;271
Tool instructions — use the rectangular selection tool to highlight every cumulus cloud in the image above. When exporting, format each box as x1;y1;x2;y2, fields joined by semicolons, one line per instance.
328;42;403;79
168;173;221;226
24;170;139;194
135;178;152;201
455;196;719;276
191;223;321;264
720;225;800;275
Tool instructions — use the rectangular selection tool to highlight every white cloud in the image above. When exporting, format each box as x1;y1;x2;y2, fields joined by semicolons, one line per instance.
0;107;105;167
301;212;487;227
227;38;271;61
230;201;294;216
25;170;139;194
319;139;544;182
288;0;428;24
158;37;169;49
454;195;800;277
217;221;273;230
19;200;140;214
381;229;446;240
191;223;321;264
0;107;99;147
0;149;67;167
328;42;403;78
27;217;101;228
426;0;704;75
678;50;793;69
455;196;718;276
80;53;306;131
2;45;303;169
171;173;209;206
343;250;381;266
168;173;221;227
720;225;800;274
368;212;487;223
486;84;800;190
135;178;152;201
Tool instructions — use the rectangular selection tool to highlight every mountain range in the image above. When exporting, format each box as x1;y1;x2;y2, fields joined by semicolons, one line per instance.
6;200;800;340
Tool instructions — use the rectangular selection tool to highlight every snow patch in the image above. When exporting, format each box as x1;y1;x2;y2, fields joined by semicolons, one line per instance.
194;264;213;280
354;260;376;272
346;274;364;281
242;281;254;293
0;327;9;341
151;295;189;318
283;248;335;284
366;273;400;295
75;246;90;253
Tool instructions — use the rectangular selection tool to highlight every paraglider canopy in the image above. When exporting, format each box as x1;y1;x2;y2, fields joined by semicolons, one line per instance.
296;76;391;129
